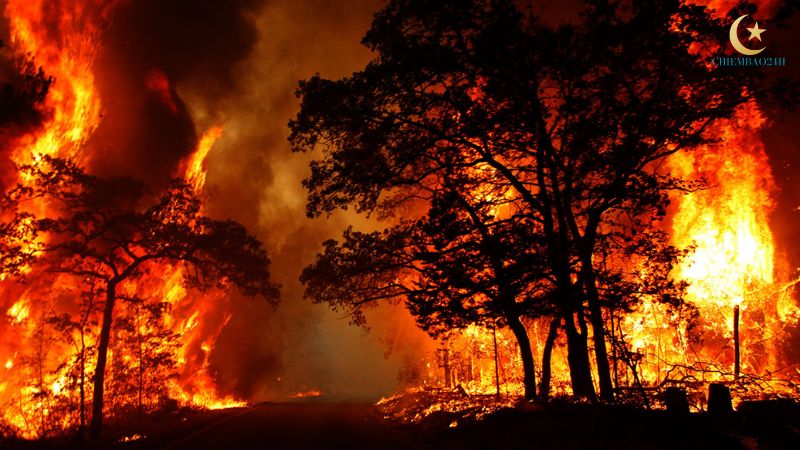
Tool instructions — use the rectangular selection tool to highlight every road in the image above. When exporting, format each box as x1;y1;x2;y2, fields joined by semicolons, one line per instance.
161;402;420;450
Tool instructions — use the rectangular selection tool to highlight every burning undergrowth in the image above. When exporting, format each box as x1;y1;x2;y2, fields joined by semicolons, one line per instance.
377;388;518;428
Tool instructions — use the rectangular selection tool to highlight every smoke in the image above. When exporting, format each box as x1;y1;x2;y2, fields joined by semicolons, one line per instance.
80;0;435;401
85;0;261;187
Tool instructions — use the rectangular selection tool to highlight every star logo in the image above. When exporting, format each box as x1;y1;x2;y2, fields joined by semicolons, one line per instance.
746;22;766;41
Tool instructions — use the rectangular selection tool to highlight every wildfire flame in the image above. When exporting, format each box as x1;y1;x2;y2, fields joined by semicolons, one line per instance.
0;1;244;438
165;125;247;410
389;0;800;407
184;126;223;192
0;0;798;439
619;2;800;391
5;0;107;166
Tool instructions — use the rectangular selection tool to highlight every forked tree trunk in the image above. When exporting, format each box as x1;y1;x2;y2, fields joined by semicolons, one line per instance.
563;310;596;401
539;317;560;400
580;249;614;402
547;232;596;401
506;313;537;400
587;295;613;401
90;281;117;437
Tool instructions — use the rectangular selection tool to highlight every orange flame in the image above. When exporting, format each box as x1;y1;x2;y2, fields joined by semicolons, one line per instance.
0;1;242;438
5;0;109;167
620;1;800;390
163;125;247;410
184;126;223;192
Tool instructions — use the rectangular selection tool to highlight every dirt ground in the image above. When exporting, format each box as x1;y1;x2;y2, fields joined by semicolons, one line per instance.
3;399;799;450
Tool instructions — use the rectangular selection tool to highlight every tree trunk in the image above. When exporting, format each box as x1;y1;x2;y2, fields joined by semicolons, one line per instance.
587;297;613;401
539;317;560;400
36;321;46;435
442;348;452;389
563;310;596;400
79;334;86;433
136;304;144;417
580;249;614;402
492;325;501;398
506;313;537;400
610;312;619;390
90;281;117;437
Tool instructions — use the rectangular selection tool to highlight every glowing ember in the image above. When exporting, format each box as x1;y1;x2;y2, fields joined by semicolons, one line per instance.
118;433;145;443
289;389;324;399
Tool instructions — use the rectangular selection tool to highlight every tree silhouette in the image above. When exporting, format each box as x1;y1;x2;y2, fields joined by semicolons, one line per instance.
47;280;101;433
291;0;788;400
0;156;279;436
302;193;550;399
0;39;51;131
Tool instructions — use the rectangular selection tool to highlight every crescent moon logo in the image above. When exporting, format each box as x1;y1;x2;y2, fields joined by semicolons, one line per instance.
729;15;766;56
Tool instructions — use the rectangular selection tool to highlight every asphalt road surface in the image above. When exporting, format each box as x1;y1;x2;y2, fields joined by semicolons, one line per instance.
161;402;419;450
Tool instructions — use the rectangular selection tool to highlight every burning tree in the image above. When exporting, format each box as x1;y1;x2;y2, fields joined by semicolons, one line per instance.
292;0;794;402
0;156;279;436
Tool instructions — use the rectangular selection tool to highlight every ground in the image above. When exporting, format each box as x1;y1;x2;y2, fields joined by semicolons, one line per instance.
158;402;415;450
3;398;800;450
